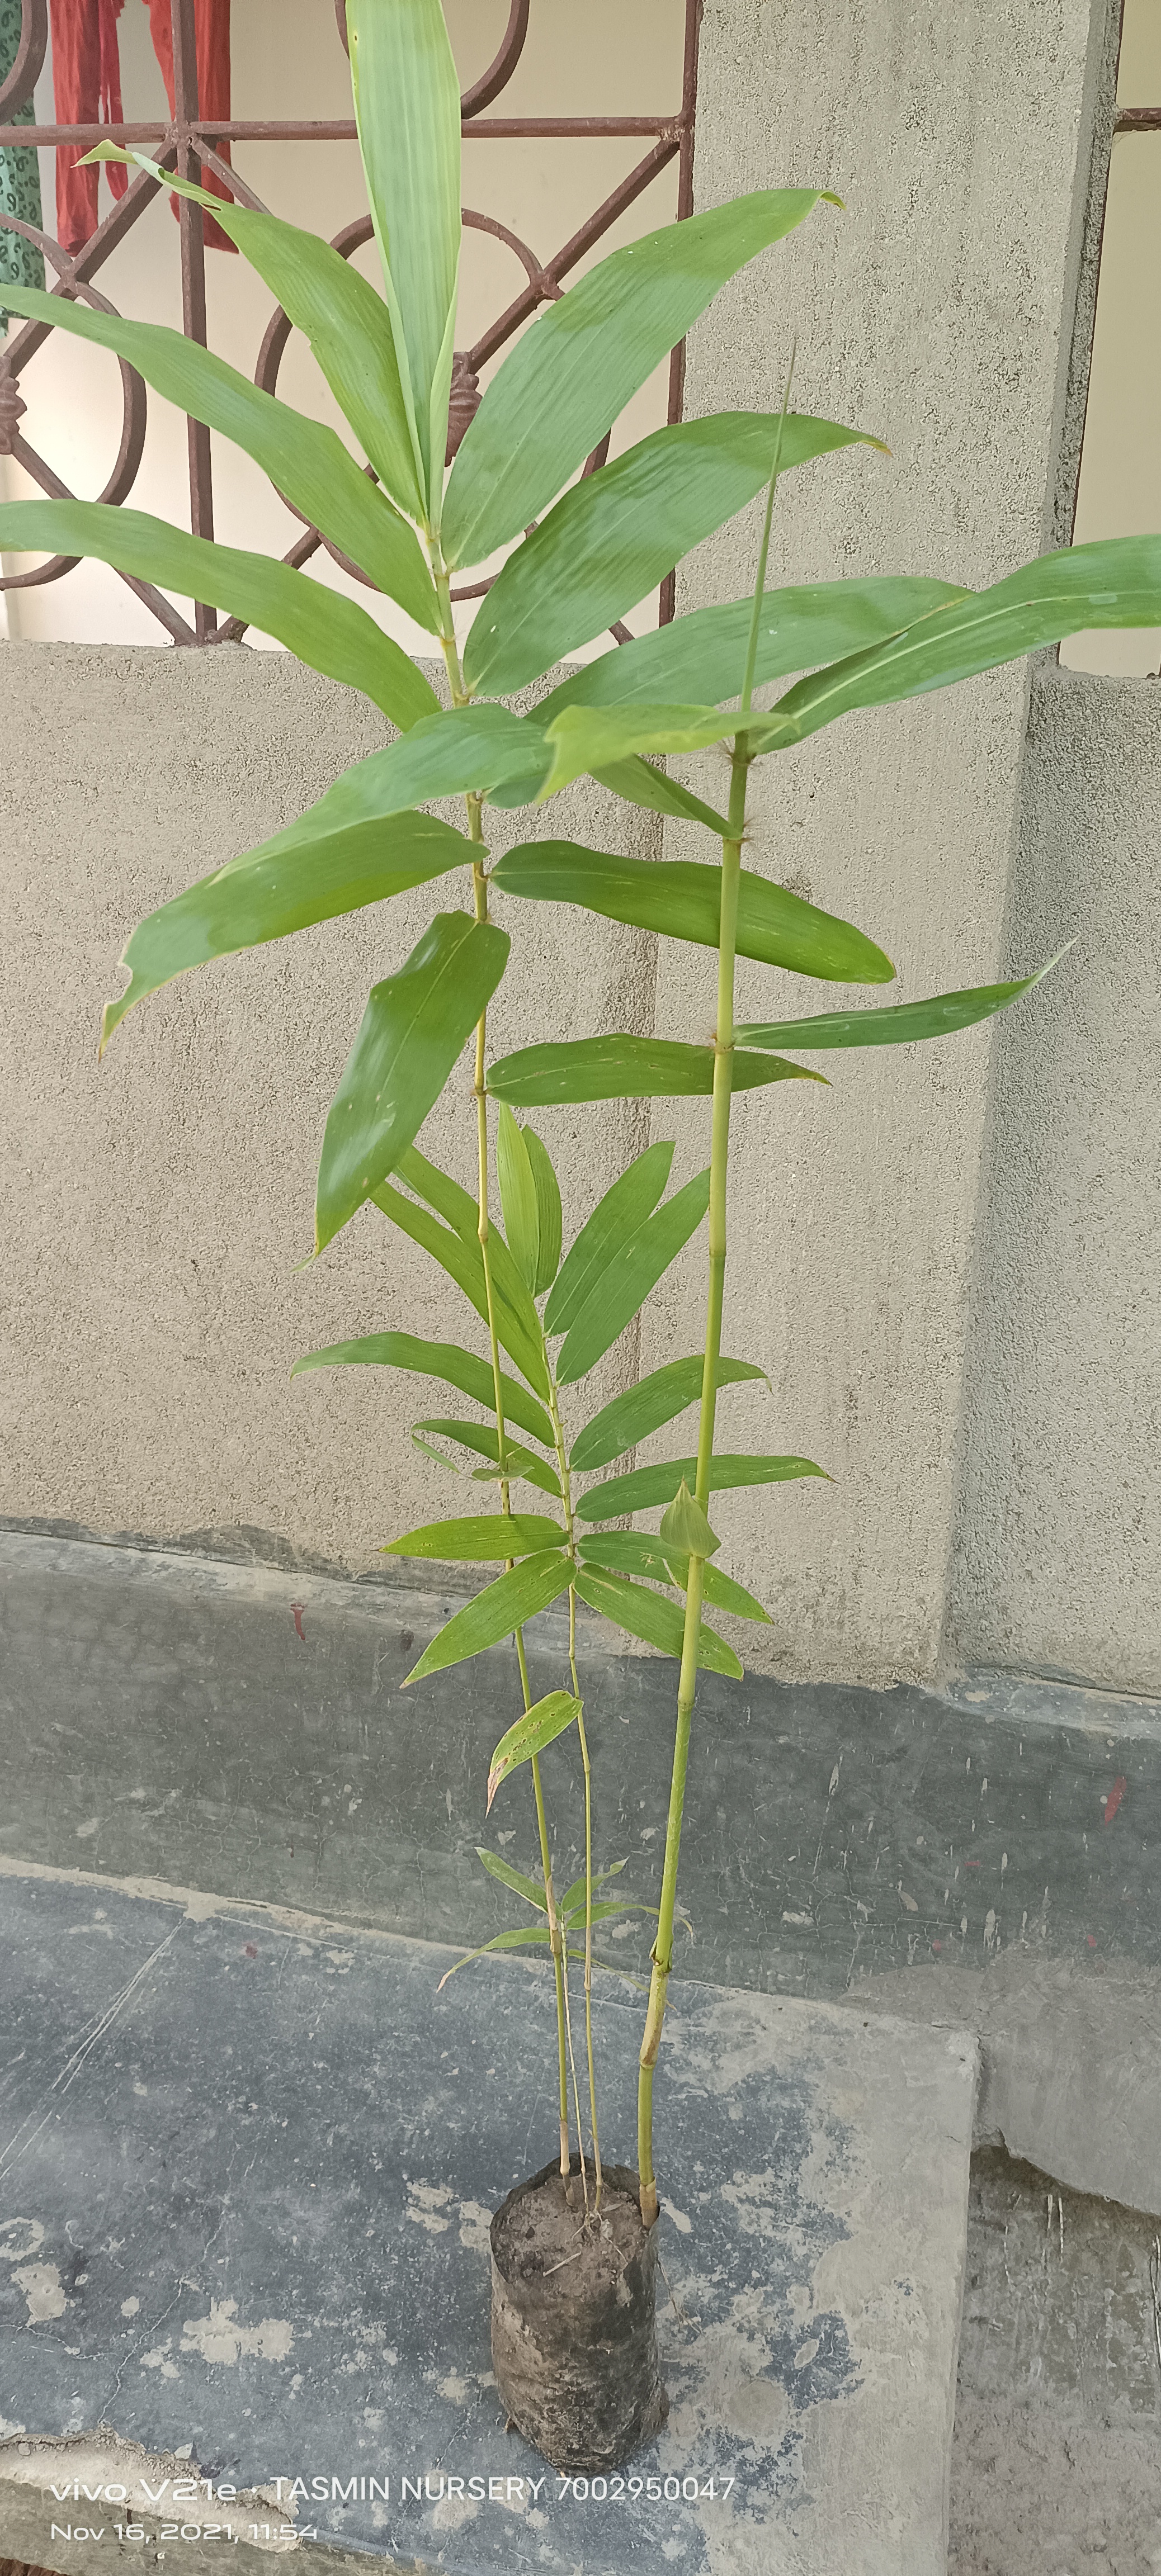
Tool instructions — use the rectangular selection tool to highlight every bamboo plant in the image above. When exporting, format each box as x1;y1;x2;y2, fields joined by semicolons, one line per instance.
6;0;1161;2232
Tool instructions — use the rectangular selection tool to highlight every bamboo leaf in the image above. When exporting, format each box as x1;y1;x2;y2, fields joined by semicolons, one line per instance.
486;1692;582;1811
489;1035;827;1107
570;1356;766;1473
315;915;509;1252
412;1419;561;1498
663;1551;775;1626
395;1147;551;1388
574;1568;743;1680
371;1185;550;1398
491;842;894;985
442;187;832;567
404;1551;575;1683
475;1848;548;1911
735;962;1056;1051
437;1924;554;1990
579;1453;829;1520
81;148;422;517
559;1859;627;1915
544;1141;673;1336
591;757;732;839
557;1170;711;1386
523;1128;563;1296
383;1514;567;1562
101;805;466;1053
0;500;438;738
578;1528;773;1623
763;537;1161;746
463;411;885;695
348;0;461;518
496;1106;541;1293
290;1329;554;1449
537;576;973;721
659;1480;721;1559
0;286;438;628
539;701;738;799
308;701;548;814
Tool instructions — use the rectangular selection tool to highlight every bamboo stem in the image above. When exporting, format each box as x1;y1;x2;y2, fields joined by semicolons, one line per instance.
548;1367;603;2209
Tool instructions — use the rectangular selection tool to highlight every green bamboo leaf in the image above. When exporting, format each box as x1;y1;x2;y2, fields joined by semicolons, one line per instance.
763;537;1161;747
463;411;885;695
412;1433;459;1472
475;1848;548;1911
579;1452;829;1520
442;187;832;568
544;1141;673;1336
659;1479;721;1559
591;757;732;839
557;1170;711;1386
0;501;438;744
486;1691;582;1811
578;1531;772;1623
538;702;732;799
0;286;438;629
523;1128;563;1296
412;1419;561;1498
383;1513;567;1562
560;1859;627;1915
536;577;973;720
491;843;894;985
100;805;466;1054
574;1568;743;1680
305;702;548;818
734;962;1056;1052
395;1147;551;1386
489;1035;825;1107
496;1106;541;1293
291;1330;553;1447
437;1924;554;1990
371;1185;550;1398
570;1355;766;1473
348;0;461;518
404;1551;575;1684
82;147;422;517
315;915;509;1252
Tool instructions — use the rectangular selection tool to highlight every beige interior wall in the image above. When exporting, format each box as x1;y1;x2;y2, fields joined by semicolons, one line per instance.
0;0;681;650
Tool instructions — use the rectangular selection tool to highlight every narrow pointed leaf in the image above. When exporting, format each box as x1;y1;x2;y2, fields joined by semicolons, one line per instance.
539;702;736;799
592;757;732;839
437;1925;554;1989
487;1692;582;1811
659;1480;721;1559
735;962;1055;1052
464;411;885;695
82;147;422;517
383;1514;566;1562
492;843;894;985
348;0;461;516
764;537;1161;746
560;1860;627;1915
0;286;438;628
305;702;548;818
371;1185;550;1398
395;1147;550;1384
537;577;973;720
0;501;438;739
578;1531;772;1623
574;1568;743;1679
570;1356;766;1474
557;1170;712;1386
101;805;466;1053
579;1452;829;1520
523;1128;563;1296
489;1035;825;1107
412;1419;561;1498
496;1106;541;1292
404;1551;575;1683
475;1849;548;1912
544;1141;673;1336
290;1330;553;1448
315;914;508;1251
442;187;831;568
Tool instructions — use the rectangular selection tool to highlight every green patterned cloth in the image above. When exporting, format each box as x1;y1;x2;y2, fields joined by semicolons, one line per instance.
1;0;45;332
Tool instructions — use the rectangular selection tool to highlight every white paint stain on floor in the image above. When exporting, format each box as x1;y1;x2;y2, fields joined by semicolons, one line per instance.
181;2301;294;2366
12;2262;67;2322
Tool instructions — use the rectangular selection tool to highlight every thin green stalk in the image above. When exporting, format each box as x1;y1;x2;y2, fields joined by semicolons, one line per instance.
548;1363;603;2209
432;547;572;2179
637;378;794;2228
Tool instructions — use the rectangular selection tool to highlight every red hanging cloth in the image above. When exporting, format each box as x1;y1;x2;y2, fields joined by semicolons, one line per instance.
49;0;128;257
145;0;235;254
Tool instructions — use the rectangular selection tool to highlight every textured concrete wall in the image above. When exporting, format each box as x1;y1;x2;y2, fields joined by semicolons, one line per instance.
1;642;657;1570
950;671;1161;1695
638;0;1115;1683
